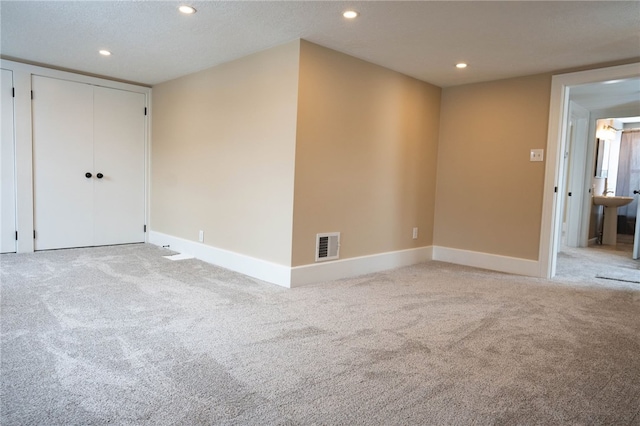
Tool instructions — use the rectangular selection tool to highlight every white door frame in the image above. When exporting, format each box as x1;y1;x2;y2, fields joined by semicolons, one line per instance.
634;196;640;259
539;62;640;278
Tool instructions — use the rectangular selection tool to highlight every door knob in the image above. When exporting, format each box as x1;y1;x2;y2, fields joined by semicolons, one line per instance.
96;173;104;179
85;172;92;178
634;190;640;195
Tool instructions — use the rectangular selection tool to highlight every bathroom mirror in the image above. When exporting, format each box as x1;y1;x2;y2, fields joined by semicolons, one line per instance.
594;138;609;178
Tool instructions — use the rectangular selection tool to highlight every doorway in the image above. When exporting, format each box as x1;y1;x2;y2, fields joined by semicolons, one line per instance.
563;115;640;247
539;63;640;279
557;115;640;282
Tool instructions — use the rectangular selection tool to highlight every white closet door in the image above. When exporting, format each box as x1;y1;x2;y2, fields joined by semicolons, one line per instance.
1;69;17;253
32;75;94;250
93;87;145;245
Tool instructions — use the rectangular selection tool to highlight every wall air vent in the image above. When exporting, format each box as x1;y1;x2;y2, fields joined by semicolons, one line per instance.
316;232;340;262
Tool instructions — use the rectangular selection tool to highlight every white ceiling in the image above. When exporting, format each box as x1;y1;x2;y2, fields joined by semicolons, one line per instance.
1;1;639;88
570;77;640;115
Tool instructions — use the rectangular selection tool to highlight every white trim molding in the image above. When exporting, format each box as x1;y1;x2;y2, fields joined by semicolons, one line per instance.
149;231;292;288
149;230;434;288
290;246;433;287
433;246;540;277
150;231;544;287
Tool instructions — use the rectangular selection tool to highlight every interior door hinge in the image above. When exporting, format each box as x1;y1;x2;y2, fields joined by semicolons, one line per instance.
31;90;34;100
12;87;15;98
15;231;18;241
33;230;36;239
144;107;147;116
144;224;147;232
554;186;558;193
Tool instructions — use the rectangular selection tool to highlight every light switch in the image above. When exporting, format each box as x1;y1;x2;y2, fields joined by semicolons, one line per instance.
530;149;544;162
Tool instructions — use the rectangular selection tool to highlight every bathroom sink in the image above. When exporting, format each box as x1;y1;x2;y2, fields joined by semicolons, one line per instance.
592;195;634;207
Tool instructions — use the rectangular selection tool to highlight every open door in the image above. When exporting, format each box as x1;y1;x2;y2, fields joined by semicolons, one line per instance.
634;190;640;260
564;101;590;248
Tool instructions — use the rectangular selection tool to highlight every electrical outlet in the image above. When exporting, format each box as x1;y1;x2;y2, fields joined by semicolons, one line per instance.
412;227;418;239
198;230;204;242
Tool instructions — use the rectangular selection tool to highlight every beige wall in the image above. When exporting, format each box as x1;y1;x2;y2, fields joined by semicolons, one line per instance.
151;41;300;265
434;73;552;260
151;39;558;270
291;41;441;266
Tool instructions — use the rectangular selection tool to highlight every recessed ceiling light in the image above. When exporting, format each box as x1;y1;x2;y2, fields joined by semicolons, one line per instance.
99;50;111;56
343;10;359;19
179;5;196;14
456;63;468;69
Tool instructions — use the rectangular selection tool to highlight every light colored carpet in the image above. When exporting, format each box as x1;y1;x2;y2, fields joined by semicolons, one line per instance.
1;244;639;425
556;243;640;286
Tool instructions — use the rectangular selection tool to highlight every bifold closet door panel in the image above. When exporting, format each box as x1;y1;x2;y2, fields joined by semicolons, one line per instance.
93;87;145;245
1;69;17;253
32;75;94;250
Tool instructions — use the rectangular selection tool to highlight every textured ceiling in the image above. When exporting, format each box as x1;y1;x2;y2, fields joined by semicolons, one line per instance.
1;1;639;88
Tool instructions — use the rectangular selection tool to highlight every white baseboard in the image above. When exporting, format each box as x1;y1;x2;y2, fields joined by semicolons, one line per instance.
432;246;540;277
290;246;433;287
149;231;292;288
149;231;540;287
149;230;433;288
